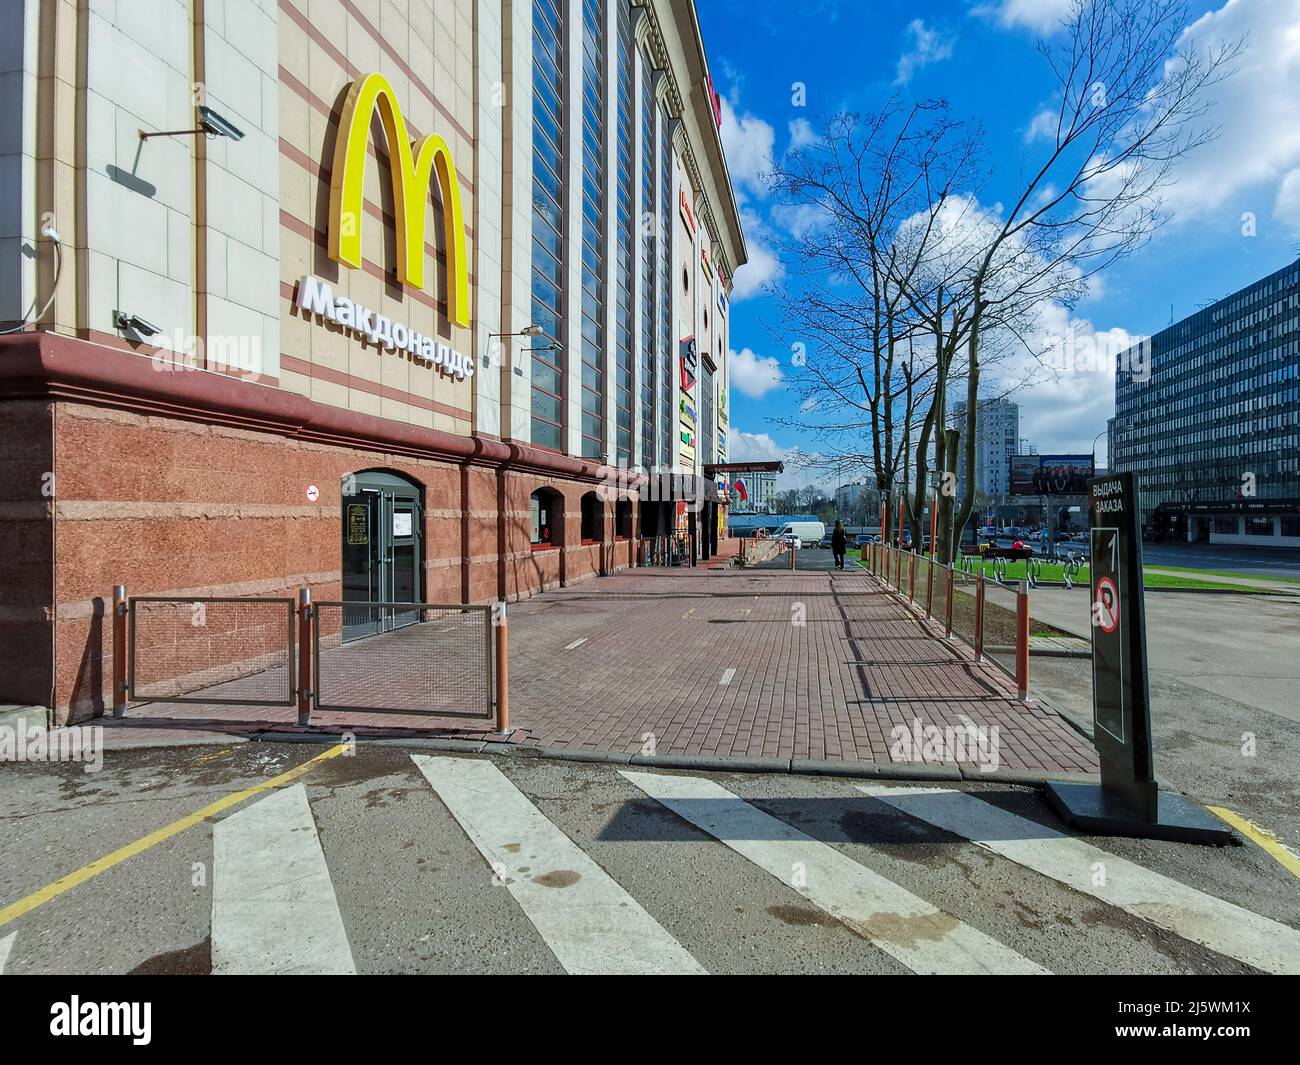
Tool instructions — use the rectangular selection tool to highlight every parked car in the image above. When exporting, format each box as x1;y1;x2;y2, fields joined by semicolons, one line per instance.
854;534;874;547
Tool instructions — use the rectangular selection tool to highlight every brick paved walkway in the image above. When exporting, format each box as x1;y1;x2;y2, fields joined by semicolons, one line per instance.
504;568;1098;773
109;564;1098;774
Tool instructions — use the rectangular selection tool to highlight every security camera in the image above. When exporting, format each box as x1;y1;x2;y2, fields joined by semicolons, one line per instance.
114;312;162;338
198;106;245;142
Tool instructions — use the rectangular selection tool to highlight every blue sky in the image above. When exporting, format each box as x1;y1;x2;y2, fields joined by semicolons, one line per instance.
698;0;1300;488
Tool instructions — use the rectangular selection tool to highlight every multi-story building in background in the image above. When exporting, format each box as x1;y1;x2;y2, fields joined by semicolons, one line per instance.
834;481;870;523
1112;258;1300;545
730;469;776;512
0;0;746;720
950;398;1019;499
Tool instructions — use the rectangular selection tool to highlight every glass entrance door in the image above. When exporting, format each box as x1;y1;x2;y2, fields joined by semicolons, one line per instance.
341;474;422;642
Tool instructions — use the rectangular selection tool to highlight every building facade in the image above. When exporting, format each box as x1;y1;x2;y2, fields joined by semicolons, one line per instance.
0;0;746;719
1112;258;1300;544
950;397;1019;500
729;469;776;513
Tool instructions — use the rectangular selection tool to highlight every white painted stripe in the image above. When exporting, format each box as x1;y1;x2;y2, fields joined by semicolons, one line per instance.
212;784;356;975
719;668;736;685
859;785;1300;975
0;932;14;974
622;770;1048;975
413;755;705;975
564;638;587;650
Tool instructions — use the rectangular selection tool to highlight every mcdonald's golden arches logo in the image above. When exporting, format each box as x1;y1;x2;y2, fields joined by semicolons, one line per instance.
328;73;470;327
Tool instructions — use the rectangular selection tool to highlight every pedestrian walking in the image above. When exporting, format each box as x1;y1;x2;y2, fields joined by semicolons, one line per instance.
831;520;848;570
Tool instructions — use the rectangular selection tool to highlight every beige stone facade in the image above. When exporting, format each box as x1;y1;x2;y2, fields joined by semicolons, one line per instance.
0;0;745;719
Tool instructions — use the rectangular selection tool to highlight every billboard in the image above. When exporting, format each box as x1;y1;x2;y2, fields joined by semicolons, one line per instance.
1010;454;1094;496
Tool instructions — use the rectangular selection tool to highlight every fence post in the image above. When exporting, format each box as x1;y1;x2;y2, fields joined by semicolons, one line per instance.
1016;579;1031;701
925;560;934;619
112;584;127;718
790;541;796;571
944;567;954;638
908;553;916;602
495;602;510;734
297;587;313;726
974;575;985;659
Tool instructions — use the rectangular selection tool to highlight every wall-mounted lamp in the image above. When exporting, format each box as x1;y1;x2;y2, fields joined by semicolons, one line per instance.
140;105;245;142
487;324;551;375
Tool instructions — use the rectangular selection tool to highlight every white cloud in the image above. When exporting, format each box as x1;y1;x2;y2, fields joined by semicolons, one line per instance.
788;117;819;150
719;95;775;202
726;427;831;492
731;207;783;300
1141;0;1300;226
972;0;1073;34
728;346;786;399
989;302;1141;465
1024;108;1058;143
1276;167;1300;231
895;19;956;85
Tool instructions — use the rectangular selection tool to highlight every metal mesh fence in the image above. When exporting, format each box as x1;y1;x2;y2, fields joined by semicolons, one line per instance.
129;597;294;705
982;581;1023;681
912;556;933;613
314;602;493;718
950;571;979;648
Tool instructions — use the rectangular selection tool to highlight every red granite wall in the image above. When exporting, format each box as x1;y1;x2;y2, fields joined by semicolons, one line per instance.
36;401;635;722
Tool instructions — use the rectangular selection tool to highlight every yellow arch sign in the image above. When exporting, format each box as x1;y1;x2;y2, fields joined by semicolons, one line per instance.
328;73;470;327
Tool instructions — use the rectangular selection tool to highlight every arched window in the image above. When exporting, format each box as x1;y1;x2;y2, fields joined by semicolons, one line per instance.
530;488;562;549
580;491;603;544
615;497;633;540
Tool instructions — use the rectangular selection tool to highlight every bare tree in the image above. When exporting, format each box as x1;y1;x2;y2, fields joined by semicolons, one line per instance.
930;0;1239;558
764;0;1237;561
766;100;981;542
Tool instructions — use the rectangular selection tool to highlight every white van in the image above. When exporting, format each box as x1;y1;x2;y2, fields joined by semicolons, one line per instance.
773;521;826;548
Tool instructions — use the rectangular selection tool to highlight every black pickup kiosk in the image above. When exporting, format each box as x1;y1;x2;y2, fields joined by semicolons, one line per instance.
1044;472;1233;844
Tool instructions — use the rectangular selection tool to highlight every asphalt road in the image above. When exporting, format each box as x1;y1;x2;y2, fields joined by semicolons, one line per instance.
1;743;1297;975
1027;585;1300;858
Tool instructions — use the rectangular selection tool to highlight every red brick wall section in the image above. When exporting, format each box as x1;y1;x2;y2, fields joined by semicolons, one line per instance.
45;402;637;721
0;401;55;707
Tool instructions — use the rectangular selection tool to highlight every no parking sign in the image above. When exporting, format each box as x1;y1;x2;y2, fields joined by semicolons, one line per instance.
1093;575;1119;634
1087;473;1155;817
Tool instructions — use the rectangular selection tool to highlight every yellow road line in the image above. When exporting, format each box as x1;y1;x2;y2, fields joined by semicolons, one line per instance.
1207;806;1300;879
0;743;347;930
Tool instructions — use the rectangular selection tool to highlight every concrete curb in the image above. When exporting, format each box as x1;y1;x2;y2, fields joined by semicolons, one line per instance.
1143;586;1292;596
88;720;1097;790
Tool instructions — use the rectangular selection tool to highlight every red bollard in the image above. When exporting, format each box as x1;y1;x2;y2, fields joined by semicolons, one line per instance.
495;606;510;734
1015;580;1031;701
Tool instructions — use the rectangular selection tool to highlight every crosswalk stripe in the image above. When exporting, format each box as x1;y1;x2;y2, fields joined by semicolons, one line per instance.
858;785;1300;975
621;770;1050;975
0;932;14;974
413;755;705;975
211;784;356;975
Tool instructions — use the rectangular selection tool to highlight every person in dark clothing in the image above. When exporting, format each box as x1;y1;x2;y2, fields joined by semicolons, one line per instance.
831;520;848;570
